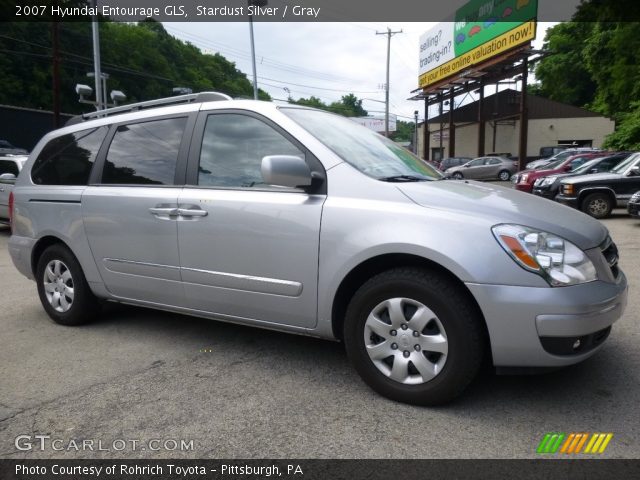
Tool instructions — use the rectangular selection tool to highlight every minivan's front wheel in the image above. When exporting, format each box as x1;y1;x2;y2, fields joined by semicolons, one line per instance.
344;268;485;405
36;244;99;326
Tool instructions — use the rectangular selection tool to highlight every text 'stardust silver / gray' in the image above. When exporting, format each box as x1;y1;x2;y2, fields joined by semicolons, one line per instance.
8;93;628;405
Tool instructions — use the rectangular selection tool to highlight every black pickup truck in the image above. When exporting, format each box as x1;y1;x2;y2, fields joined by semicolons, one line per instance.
556;153;640;218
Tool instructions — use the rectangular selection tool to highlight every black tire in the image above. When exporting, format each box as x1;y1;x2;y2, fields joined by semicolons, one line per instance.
343;268;485;406
452;172;464;180
36;244;100;326
581;192;613;219
498;170;511;181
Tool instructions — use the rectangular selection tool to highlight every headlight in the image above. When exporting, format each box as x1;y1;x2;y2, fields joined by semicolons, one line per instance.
520;174;529;183
492;224;597;287
541;176;557;187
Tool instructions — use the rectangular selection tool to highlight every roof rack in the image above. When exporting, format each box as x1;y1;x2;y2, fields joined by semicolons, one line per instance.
66;91;232;126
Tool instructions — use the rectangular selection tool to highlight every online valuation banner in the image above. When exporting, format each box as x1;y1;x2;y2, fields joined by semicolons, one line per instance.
419;0;538;88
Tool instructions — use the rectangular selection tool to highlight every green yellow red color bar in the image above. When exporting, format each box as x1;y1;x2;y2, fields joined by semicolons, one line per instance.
537;433;613;454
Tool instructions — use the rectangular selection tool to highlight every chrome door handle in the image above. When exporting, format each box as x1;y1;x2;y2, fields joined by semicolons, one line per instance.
149;207;179;216
177;208;208;217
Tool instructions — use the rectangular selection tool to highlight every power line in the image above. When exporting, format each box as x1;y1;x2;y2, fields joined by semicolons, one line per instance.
165;26;365;85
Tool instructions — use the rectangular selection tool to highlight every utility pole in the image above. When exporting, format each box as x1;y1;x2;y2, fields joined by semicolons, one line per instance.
376;27;402;137
91;0;104;110
51;21;60;128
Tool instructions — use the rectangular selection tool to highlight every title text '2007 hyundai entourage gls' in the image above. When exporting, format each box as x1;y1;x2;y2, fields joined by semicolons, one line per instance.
8;93;628;405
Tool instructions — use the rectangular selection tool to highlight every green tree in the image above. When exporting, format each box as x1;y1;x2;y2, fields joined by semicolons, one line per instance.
328;93;367;117
532;22;597;108
288;96;326;109
390;120;415;143
531;1;640;149
0;20;270;115
603;101;640;150
288;94;368;117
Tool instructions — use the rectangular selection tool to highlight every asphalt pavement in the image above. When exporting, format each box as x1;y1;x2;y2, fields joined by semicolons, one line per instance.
0;211;638;459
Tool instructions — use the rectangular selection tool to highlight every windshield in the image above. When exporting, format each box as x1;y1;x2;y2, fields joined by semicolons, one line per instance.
611;153;640;174
571;158;601;174
543;158;565;170
281;108;442;181
550;151;576;162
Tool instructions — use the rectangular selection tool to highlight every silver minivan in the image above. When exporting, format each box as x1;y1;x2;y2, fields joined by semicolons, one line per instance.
8;93;628;405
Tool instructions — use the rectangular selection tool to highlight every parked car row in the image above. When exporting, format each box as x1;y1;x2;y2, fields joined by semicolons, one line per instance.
525;147;602;170
512;151;640;219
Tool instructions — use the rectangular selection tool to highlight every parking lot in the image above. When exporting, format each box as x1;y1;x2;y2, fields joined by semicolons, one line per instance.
0;210;638;460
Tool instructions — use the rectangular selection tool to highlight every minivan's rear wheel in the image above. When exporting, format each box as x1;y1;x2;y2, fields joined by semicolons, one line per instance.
581;193;613;219
36;244;99;326
498;170;511;181
344;268;484;405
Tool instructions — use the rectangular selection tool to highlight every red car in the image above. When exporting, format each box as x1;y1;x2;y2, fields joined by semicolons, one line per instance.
514;153;608;193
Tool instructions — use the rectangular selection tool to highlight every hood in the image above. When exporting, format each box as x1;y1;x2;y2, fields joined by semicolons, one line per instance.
398;180;607;250
561;172;623;185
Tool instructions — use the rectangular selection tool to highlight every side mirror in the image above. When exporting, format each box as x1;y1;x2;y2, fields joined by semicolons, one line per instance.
261;155;312;188
564;165;572;172
0;173;16;184
630;166;640;177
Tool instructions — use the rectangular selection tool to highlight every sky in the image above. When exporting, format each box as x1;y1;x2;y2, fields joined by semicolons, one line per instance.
163;22;556;124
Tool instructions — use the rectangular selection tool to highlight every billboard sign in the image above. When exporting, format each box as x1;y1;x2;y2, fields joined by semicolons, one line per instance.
419;0;538;88
351;115;397;133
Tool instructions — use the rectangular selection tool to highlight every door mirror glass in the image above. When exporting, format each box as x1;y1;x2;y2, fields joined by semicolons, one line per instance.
261;155;312;188
0;173;16;184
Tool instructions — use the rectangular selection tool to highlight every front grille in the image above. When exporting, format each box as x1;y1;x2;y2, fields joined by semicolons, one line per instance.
631;192;640;203
601;236;620;278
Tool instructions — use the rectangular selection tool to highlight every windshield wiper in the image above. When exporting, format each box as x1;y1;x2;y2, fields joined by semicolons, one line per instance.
378;175;429;183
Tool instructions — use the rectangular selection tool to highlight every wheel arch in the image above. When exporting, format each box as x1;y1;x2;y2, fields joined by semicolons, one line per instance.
31;235;73;277
330;253;489;348
577;187;616;209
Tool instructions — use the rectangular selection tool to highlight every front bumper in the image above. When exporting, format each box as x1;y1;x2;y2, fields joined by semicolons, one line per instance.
555;194;579;209
532;187;556;199
628;201;640;218
515;182;533;193
466;271;628;367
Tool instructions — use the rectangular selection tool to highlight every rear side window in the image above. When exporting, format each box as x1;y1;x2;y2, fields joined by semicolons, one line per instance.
0;159;19;176
102;117;187;185
31;127;108;185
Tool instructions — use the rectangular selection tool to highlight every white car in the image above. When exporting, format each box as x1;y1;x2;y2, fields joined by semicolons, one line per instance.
0;155;27;224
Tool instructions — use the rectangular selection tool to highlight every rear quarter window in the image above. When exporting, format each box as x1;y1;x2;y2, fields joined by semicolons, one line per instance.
31;127;108;185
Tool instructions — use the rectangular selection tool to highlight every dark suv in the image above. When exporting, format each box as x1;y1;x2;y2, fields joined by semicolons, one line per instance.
557;153;640;218
532;153;631;200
